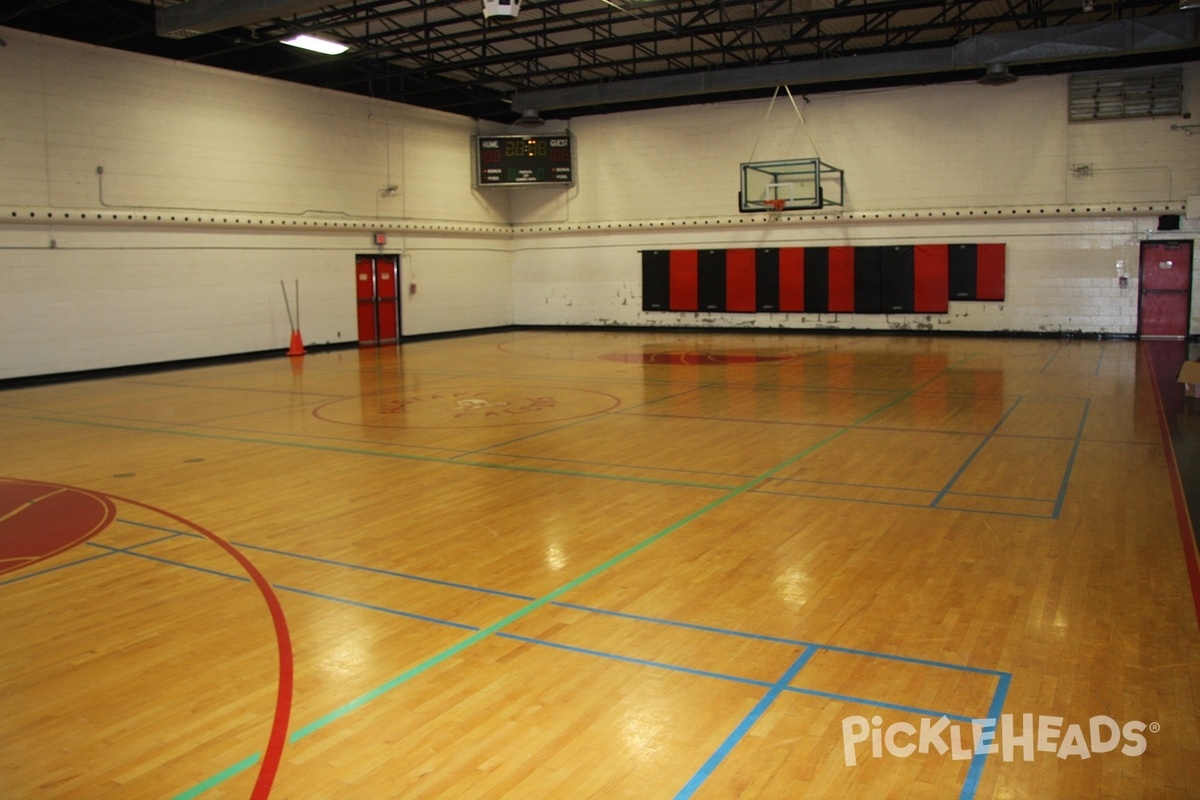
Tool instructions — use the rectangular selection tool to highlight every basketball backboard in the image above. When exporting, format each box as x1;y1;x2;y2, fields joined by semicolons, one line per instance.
739;158;844;213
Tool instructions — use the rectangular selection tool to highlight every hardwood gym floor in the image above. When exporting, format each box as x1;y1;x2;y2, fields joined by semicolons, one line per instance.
2;330;1198;799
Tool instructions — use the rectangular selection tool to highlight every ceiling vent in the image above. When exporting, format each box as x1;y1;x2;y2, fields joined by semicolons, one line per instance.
1069;68;1183;121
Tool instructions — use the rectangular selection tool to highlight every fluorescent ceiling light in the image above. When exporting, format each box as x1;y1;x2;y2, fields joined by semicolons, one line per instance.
282;34;348;55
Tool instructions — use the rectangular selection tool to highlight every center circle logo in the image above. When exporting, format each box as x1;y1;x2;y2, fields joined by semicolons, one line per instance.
314;386;621;428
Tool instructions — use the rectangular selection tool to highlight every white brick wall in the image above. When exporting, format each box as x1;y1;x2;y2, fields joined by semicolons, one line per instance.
0;25;1196;381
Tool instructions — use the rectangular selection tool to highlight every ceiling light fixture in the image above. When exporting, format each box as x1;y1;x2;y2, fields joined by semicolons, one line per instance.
482;0;521;20
282;34;349;55
978;62;1018;86
513;108;545;127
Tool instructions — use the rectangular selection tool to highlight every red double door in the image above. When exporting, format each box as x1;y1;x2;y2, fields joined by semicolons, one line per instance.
1139;241;1194;339
356;255;401;346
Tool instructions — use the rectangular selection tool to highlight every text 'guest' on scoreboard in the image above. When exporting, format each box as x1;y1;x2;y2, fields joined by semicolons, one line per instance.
474;134;574;187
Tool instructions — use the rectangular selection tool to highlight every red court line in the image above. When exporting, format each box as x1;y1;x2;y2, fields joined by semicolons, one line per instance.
1142;347;1200;633
102;491;295;799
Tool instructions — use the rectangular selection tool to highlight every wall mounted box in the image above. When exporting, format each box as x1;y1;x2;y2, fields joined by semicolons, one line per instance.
1177;361;1200;398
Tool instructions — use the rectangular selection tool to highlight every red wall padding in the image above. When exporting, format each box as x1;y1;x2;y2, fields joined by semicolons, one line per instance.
725;249;757;312
669;249;699;311
645;242;1003;315
975;243;1006;301
914;244;950;313
827;246;856;313
778;248;805;312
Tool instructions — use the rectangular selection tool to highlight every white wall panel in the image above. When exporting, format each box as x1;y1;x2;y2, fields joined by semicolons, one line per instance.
1;26;1196;382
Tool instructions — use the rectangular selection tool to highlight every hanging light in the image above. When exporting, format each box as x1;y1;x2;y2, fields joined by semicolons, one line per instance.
513;108;545;127
282;34;349;55
978;63;1018;86
482;0;522;20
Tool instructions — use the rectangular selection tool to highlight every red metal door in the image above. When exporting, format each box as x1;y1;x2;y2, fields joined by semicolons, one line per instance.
356;256;378;345
1139;241;1193;339
355;255;402;347
375;256;400;345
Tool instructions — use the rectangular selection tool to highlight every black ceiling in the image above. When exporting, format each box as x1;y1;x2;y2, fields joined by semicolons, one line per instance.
2;1;1196;123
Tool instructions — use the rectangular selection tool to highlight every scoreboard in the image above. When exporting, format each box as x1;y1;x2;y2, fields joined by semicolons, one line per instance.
474;134;574;187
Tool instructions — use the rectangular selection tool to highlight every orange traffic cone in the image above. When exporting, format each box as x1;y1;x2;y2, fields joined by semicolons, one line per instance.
281;279;306;356
287;329;307;356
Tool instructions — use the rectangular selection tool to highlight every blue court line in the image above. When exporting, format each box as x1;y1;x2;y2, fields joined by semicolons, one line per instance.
960;673;1011;800
217;539;538;602
767;476;938;496
754;486;1058;519
930;397;1024;509
91;528;1007;800
497;633;776;689
276;584;481;630
160;352;986;796
674;647;819;800
24;414;736;492
118;520;538;602
549;601;1008;678
786;686;975;724
95;539;487;632
116;514;1004;683
88;542;253;584
0;523;186;588
0;550;116;587
1051;399;1091;519
494;636;981;725
90;544;1000;730
0;523;193;587
1037;347;1065;374
928;501;1057;520
107;518;1007;682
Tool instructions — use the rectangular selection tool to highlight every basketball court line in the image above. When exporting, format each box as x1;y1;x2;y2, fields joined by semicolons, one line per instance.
8;472;1011;800
20;413;739;491
1050;401;1091;519
4;337;1192;798
70;521;1006;797
12;385;1088;521
928;396;1023;507
98;515;1010;690
674;647;819;799
156;353;992;798
104;491;294;800
1036;344;1109;377
107;517;1008;687
6;343;1097;796
1142;346;1200;632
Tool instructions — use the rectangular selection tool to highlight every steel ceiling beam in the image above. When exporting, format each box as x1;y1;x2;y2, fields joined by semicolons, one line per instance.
156;0;341;38
511;11;1199;113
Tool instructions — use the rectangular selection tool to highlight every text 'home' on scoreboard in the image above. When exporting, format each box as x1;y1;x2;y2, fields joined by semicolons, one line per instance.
474;134;574;187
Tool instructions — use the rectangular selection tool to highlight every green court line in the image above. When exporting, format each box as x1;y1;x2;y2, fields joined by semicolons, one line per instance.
173;755;260;800
173;352;975;798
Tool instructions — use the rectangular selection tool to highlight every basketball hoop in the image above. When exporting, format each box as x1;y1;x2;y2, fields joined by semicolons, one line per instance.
763;198;787;221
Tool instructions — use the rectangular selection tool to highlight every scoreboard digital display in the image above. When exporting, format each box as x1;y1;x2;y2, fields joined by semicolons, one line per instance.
474;134;574;187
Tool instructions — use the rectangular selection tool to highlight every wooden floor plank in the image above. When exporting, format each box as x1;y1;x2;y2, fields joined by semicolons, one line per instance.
1;331;1198;799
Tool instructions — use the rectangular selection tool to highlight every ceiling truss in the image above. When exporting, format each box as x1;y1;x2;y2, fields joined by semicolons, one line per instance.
2;0;1194;121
